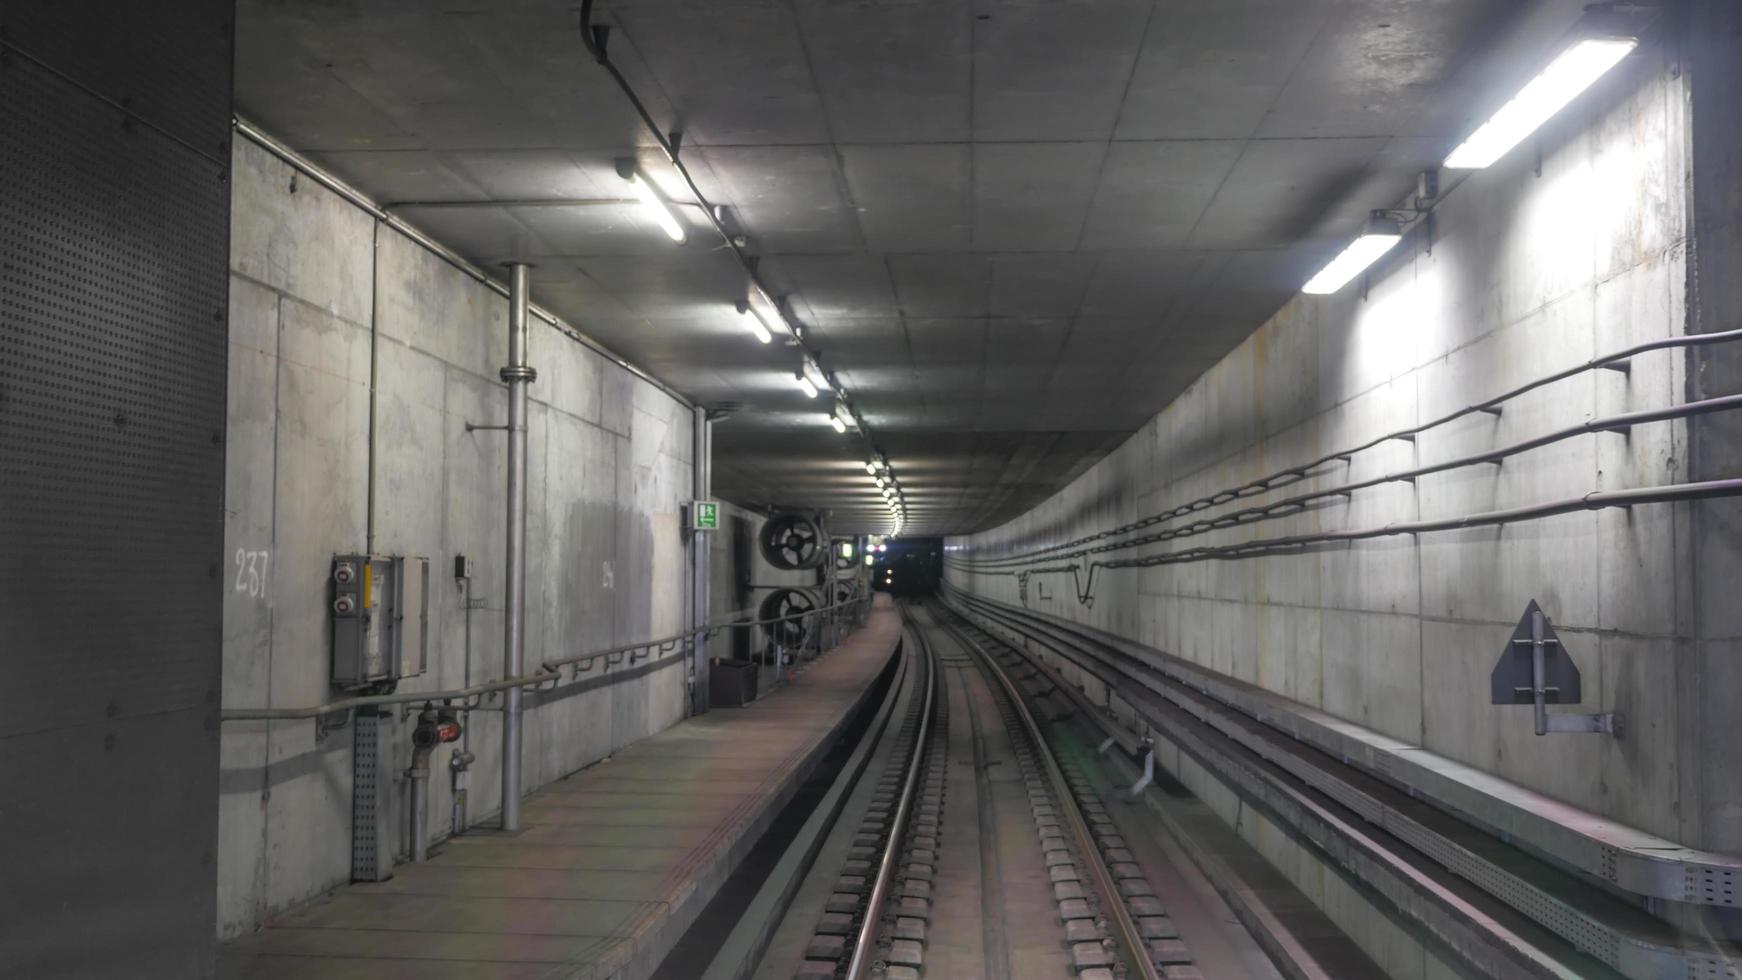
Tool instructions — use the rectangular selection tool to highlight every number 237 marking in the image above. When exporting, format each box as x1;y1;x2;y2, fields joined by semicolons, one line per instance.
234;548;270;598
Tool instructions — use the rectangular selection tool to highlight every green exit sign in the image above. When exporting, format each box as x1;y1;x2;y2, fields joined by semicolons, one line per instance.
691;500;720;531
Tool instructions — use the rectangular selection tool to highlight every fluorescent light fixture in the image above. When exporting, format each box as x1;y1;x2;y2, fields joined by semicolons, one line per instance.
829;414;847;434
739;284;786;345
1445;37;1636;169
874;476;885;488
735;301;773;344
1302;216;1403;295
864;461;877;475
795;371;818;398
624;171;687;244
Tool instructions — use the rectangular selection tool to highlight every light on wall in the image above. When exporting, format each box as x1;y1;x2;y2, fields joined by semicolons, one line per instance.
1444;36;1636;170
617;162;687;244
1302;215;1403;295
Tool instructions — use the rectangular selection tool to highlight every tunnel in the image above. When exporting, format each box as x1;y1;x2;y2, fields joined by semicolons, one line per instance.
2;1;1741;978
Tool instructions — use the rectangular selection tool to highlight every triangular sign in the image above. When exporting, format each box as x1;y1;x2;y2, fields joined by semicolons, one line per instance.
1489;599;1582;705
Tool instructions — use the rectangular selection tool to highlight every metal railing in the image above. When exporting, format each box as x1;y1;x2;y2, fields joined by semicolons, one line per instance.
221;595;872;723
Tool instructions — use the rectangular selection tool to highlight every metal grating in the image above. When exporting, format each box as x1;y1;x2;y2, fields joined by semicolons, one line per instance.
0;9;230;975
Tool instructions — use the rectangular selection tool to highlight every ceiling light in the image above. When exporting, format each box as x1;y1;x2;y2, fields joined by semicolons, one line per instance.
795;370;818;398
735;301;773;344
737;284;788;345
620;168;687;244
829;414;847;434
1302;216;1403;295
864;461;877;475
1444;36;1635;169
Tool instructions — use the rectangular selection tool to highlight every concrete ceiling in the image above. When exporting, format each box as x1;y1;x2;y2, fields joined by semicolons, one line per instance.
234;0;1575;536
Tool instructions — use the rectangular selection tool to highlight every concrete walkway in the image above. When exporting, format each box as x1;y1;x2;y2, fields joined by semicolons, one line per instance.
219;597;902;980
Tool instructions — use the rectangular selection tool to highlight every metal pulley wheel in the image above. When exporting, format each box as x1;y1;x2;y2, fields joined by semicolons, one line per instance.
827;578;859;607
832;537;858;572
759;587;820;649
759;511;827;570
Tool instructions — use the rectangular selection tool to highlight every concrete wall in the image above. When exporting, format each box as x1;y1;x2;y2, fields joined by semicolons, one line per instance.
217;135;697;937
1683;0;1742;856
948;42;1713;851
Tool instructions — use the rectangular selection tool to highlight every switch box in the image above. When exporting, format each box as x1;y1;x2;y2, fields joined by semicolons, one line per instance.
331;554;429;691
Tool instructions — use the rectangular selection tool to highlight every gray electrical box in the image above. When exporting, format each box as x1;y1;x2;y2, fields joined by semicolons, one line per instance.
330;554;429;691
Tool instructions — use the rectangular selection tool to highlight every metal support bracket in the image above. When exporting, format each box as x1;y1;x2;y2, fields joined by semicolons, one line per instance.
1123;740;1156;799
1492;600;1619;737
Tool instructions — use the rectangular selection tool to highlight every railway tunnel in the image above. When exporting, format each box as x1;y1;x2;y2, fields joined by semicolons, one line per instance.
3;1;1742;978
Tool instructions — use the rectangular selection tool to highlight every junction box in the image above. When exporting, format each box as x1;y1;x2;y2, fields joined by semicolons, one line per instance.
330;554;430;691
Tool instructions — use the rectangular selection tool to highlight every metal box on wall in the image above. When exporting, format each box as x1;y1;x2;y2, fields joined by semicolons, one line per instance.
331;555;429;691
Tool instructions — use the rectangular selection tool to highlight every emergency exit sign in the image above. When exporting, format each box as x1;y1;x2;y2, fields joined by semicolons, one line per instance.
691;500;719;531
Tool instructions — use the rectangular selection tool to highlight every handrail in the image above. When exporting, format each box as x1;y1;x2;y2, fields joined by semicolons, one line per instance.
221;594;870;722
961;326;1742;568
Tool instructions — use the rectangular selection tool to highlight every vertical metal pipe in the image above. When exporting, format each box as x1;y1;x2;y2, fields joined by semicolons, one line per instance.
409;765;429;862
500;263;534;831
690;406;711;715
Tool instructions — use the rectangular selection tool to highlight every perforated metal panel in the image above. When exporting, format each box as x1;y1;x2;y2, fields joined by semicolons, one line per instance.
0;4;231;975
351;713;394;883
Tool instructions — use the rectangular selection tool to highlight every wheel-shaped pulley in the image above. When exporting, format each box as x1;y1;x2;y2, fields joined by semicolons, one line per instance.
759;511;827;570
758;586;820;649
826;578;859;607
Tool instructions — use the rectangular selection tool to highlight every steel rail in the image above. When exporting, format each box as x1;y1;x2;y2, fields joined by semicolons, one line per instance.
937;607;1162;980
845;607;937;980
944;589;1742;976
230;117;695;411
221;595;870;722
962;326;1742;569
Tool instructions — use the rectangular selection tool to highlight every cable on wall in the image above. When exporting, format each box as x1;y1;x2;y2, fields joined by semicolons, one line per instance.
577;0;904;528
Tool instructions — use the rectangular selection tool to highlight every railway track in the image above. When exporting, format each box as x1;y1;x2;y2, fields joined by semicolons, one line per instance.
750;599;1279;980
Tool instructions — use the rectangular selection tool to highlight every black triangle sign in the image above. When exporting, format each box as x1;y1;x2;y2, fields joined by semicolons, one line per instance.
1489;598;1582;705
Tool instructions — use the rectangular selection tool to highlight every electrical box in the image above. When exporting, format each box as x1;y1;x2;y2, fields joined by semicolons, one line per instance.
330;554;429;691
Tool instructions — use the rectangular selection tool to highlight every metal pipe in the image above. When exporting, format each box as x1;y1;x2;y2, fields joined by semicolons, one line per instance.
501;262;534;832
959;478;1742;604
966;325;1742;568
690;405;712;715
230;117;694;411
977;391;1742;568
409;765;430;862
